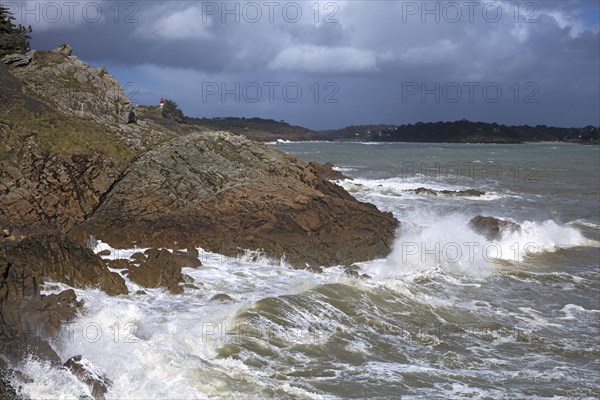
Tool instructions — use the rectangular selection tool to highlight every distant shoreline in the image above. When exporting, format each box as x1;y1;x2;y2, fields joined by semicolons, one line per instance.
523;141;581;145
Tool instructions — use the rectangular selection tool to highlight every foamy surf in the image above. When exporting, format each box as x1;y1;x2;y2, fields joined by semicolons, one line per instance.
6;142;599;399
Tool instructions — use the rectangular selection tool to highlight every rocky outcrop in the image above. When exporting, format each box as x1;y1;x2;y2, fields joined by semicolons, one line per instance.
72;132;398;267
124;248;201;294
0;44;399;373
211;293;233;301
6;47;131;125
0;252;81;363
52;43;73;57
469;215;522;241
0;147;123;234
2;234;127;295
0;358;26;399
63;355;111;399
411;187;485;197
1;233;128;363
307;162;350;181
1;50;35;67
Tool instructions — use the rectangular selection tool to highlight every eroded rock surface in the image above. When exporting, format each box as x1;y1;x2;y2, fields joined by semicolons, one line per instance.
8;46;131;124
469;215;522;241
412;187;485;197
74;132;398;267
63;355;112;399
125;248;202;294
307;161;350;181
0;45;399;372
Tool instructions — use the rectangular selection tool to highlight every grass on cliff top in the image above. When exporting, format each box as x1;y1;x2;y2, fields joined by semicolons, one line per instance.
0;107;132;161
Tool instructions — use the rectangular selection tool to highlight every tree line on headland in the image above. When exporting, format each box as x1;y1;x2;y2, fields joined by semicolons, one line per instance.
323;120;600;144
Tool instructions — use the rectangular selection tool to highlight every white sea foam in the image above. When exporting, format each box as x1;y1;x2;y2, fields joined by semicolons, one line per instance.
338;177;507;203
559;304;600;321
331;165;355;172
364;212;591;280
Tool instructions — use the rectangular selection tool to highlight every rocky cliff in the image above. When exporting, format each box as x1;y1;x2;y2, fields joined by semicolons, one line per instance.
72;131;396;267
0;44;398;394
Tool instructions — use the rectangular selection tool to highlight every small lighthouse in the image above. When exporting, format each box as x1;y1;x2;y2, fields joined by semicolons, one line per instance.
160;97;165;109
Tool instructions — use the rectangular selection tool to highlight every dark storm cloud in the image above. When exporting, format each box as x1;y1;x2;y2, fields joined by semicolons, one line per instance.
5;0;599;129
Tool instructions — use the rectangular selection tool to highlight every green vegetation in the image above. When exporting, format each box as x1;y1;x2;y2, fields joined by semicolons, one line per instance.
186;116;326;142
161;99;185;123
369;120;600;144
1;108;132;161
0;5;32;58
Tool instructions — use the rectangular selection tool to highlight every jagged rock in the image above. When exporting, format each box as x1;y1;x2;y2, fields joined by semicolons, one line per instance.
181;274;194;284
0;147;123;234
2;234;127;296
469;215;522;241
63;355;111;399
127;109;137;124
305;265;324;273
127;249;185;294
105;259;132;270
7;47;131;125
186;247;199;258
97;250;111;256
1;50;35;67
344;264;370;279
0;255;81;363
412;187;485;197
307;161;350;180
0;46;399;371
51;43;73;56
0;359;26;399
130;252;146;262
211;293;233;301
74;132;398;268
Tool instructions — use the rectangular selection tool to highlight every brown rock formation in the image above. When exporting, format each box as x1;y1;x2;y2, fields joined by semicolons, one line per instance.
63;355;111;399
412;187;485;197
469;215;522;241
307;161;350;180
2;234;127;295
0;150;122;233
72;132;398;267
0;45;399;371
8;47;131;125
0;233;129;364
0;250;81;363
125;248;202;294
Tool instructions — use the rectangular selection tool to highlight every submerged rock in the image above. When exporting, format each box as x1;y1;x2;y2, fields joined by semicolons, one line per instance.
469;215;522;241
412;187;485;197
344;264;371;279
63;355;111;399
0;359;28;399
211;293;233;302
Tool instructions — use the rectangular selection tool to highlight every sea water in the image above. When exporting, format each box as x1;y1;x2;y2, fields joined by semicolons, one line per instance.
11;142;600;399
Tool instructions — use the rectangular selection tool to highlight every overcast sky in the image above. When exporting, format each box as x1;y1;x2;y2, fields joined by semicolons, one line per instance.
6;0;600;129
